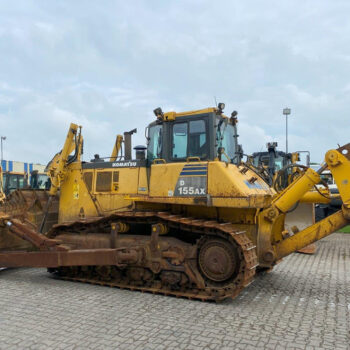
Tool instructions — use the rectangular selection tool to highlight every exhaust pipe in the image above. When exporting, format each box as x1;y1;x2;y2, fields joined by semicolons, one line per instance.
124;128;137;160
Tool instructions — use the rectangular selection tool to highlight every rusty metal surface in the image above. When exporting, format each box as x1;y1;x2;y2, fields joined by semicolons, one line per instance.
1;210;258;301
0;189;59;232
297;243;316;255
0;249;118;268
0;189;59;253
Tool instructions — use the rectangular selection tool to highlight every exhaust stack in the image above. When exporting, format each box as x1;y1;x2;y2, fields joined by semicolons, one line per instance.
124;128;137;160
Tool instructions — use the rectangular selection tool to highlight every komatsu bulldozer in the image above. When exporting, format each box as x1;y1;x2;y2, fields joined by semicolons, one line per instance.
0;104;349;301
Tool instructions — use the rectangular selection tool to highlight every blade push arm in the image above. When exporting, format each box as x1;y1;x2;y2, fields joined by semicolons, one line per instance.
258;144;350;266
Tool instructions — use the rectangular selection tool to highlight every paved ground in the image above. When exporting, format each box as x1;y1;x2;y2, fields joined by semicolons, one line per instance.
0;233;349;350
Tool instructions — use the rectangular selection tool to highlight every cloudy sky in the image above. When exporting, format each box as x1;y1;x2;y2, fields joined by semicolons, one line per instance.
0;0;349;165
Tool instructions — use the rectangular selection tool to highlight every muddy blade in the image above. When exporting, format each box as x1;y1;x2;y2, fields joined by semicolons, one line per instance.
297;243;316;255
0;189;59;232
0;189;59;252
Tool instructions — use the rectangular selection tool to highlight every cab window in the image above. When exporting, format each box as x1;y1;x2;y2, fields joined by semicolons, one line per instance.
217;119;236;161
320;173;334;185
172;123;187;159
18;175;25;189
8;175;18;190
172;120;208;159
147;124;162;161
189;120;207;158
274;156;284;171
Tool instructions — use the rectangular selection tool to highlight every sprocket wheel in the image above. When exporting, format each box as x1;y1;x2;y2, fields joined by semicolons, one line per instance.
198;237;238;284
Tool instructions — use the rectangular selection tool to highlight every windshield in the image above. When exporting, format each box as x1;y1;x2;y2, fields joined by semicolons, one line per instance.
34;174;50;189
147;124;162;161
217;119;236;161
252;154;284;172
8;174;18;190
274;156;284;171
320;173;334;185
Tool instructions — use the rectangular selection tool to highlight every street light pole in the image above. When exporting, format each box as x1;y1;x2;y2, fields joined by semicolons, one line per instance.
1;136;6;163
283;108;291;154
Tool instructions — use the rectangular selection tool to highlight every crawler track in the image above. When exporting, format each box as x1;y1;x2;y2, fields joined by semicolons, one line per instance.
48;211;258;301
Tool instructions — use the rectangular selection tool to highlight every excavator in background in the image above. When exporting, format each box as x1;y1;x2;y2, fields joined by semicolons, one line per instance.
0;104;349;302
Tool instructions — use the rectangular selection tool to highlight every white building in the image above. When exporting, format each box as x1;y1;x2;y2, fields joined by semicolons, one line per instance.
1;160;46;174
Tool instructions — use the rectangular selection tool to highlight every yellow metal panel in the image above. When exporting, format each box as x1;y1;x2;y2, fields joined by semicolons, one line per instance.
94;168;139;195
149;163;184;197
94;193;133;213
89;167;138;214
134;195;271;208
211;196;272;208
59;164;139;222
118;168;139;194
137;168;149;195
173;108;216;118
59;167;98;223
208;162;273;198
159;108;230;120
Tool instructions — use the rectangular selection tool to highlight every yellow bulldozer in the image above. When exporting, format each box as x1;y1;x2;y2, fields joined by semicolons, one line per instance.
0;104;348;301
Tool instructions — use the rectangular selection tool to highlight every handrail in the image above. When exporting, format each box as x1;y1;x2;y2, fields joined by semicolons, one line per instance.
186;157;200;162
152;158;166;164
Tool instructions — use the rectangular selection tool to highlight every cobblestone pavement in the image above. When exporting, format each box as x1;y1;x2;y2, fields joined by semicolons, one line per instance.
0;233;349;350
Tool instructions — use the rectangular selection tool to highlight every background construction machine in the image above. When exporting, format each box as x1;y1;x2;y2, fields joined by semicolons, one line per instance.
0;104;349;302
250;142;318;253
250;142;310;189
0;160;49;196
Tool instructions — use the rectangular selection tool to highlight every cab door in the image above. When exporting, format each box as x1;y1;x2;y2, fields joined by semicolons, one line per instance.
148;118;209;199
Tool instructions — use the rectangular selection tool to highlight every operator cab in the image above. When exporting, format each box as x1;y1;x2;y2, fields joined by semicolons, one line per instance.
2;172;27;195
147;104;242;165
252;150;290;173
2;171;50;195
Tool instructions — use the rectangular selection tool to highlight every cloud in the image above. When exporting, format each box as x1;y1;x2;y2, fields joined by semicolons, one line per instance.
0;0;349;165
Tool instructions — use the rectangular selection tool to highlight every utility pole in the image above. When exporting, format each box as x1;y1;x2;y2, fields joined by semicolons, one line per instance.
283;108;291;154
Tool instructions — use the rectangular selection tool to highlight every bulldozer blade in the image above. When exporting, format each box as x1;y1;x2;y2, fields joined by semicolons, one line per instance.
296;243;317;254
284;202;317;254
0;189;59;232
0;189;59;257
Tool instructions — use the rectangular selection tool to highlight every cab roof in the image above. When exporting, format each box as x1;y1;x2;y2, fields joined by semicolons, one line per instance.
158;107;228;122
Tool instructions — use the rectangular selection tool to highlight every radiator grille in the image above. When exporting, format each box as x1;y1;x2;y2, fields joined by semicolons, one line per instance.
113;171;119;183
96;172;112;192
83;172;93;191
